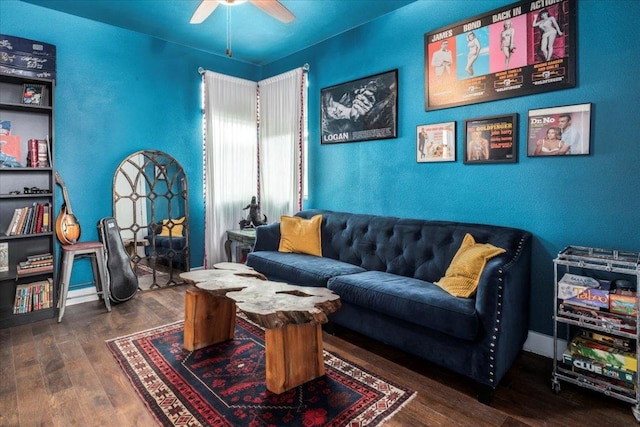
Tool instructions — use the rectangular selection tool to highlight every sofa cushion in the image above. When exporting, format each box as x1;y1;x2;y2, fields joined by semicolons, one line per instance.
159;217;185;237
146;235;186;250
278;214;322;257
327;271;479;341
436;233;506;298
246;251;366;288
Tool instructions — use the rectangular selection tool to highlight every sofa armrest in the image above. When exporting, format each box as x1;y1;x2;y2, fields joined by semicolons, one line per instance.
253;223;281;252
473;233;532;389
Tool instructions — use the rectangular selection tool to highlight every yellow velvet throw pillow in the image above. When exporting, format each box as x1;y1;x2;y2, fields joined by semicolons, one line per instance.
278;214;323;257
436;233;505;298
159;217;185;237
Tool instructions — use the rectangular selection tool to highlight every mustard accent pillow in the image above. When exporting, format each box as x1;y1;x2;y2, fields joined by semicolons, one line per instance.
159;217;185;237
436;233;506;298
278;214;323;257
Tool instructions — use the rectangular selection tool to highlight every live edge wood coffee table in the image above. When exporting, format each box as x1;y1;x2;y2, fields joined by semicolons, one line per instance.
179;263;341;394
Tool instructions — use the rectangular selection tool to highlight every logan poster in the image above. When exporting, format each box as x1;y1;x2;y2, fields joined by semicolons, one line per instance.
321;70;398;144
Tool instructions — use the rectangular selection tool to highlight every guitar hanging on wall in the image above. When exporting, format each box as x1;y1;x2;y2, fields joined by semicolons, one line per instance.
54;171;81;245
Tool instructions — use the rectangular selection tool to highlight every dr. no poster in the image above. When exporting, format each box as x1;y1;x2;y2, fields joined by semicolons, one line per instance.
424;0;576;110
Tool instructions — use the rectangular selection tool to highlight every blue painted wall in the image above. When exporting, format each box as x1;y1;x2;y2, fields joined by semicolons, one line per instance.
1;1;260;288
263;0;640;336
2;0;639;337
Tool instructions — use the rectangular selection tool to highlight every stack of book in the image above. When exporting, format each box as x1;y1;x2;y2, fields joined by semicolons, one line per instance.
13;278;53;314
16;252;54;276
27;138;50;167
4;202;52;236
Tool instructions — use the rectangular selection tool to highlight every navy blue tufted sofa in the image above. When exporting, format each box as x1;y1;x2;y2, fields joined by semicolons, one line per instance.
246;210;532;402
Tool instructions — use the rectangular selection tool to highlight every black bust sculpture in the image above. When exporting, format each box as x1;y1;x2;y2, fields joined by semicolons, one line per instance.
239;196;268;229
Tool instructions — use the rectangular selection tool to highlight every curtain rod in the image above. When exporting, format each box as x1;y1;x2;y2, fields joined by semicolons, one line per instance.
198;63;309;75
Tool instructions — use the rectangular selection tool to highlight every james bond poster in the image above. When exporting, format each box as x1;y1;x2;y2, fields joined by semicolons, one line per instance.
424;0;576;111
321;69;398;144
464;114;518;164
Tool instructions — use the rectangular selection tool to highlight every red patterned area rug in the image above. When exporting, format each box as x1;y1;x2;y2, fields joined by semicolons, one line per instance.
106;315;416;427
135;263;170;277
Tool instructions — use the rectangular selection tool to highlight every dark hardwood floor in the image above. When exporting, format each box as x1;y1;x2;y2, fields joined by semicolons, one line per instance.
0;284;636;426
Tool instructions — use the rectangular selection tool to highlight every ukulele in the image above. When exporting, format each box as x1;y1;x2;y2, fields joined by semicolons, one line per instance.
54;171;81;245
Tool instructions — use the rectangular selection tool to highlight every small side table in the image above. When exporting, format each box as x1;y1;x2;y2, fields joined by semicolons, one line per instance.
224;229;256;263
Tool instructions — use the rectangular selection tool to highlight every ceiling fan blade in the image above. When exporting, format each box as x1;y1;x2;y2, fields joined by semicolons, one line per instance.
190;0;220;24
250;0;295;23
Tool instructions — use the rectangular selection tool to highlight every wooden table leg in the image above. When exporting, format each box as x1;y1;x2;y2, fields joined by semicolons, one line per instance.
183;288;236;351
264;323;325;394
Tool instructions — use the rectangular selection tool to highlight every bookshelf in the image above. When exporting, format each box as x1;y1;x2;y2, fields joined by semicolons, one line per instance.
0;74;56;328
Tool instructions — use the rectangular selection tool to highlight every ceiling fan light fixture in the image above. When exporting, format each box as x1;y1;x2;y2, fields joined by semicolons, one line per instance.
218;0;248;6
191;0;295;25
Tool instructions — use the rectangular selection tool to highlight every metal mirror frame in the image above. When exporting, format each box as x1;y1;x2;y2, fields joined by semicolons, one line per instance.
112;150;189;288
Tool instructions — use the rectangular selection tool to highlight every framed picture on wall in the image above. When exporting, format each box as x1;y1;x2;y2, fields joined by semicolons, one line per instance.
22;84;45;105
424;0;576;111
416;122;456;163
320;69;398;144
464;114;518;164
526;103;591;156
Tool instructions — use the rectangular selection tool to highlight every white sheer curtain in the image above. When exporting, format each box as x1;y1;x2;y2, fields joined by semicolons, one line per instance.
258;68;305;221
203;71;257;267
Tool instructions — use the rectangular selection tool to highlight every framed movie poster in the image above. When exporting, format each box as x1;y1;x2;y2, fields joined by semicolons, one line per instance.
424;0;576;111
527;103;591;156
417;122;456;163
464;114;518;164
321;69;398;144
22;84;45;105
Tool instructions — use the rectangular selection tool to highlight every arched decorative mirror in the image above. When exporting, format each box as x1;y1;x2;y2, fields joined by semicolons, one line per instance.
113;150;189;289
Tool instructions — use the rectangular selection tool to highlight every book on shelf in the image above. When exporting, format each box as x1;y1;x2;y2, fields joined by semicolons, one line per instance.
19;258;53;268
0;241;7;272
17;252;54;275
16;262;53;276
13;279;53;314
15;205;28;235
4;208;21;236
28;138;38;167
6;203;51;236
42;203;50;232
38;139;50;167
27;252;52;261
35;203;44;233
27;138;50;167
22;203;35;234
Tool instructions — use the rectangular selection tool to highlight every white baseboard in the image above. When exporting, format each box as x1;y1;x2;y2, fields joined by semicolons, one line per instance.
65;264;205;306
66;287;101;306
524;330;565;360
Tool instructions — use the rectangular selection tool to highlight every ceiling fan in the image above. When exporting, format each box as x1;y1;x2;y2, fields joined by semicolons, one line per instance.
190;0;295;24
